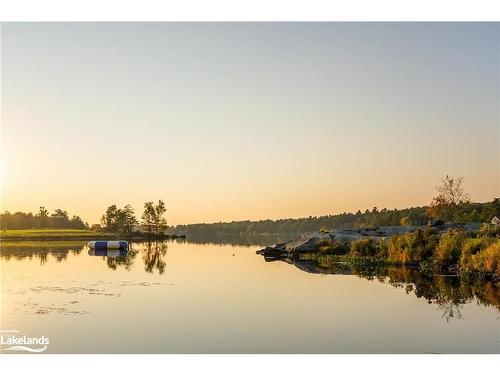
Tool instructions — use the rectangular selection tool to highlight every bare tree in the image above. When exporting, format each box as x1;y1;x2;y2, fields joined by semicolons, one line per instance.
427;175;470;222
436;175;470;206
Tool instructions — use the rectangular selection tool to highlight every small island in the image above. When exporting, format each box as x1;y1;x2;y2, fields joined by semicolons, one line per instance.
257;176;500;283
257;220;500;280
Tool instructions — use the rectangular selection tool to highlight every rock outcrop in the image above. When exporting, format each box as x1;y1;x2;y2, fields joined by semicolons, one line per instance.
256;222;482;258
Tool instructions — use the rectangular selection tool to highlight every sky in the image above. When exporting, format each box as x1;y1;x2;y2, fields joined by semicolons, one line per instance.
1;22;499;226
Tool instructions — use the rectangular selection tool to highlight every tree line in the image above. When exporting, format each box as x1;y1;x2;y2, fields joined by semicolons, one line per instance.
2;176;498;234
1;200;167;233
171;177;498;235
0;207;87;229
170;199;499;236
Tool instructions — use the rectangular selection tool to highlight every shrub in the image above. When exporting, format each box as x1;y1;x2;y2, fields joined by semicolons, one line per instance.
459;237;493;270
469;241;500;277
479;224;500;238
386;229;435;265
376;239;388;258
318;239;350;255
422;226;437;240
434;230;466;268
351;238;378;257
405;229;428;262
387;235;408;264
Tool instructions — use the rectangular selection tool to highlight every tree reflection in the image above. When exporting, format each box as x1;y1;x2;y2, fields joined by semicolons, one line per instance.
106;247;139;271
99;242;168;274
52;252;68;262
436;301;463;322
0;242;85;265
278;256;500;321
142;241;168;274
1;241;171;275
39;252;48;265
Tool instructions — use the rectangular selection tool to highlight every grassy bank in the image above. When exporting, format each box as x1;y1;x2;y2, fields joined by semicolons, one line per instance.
0;229;184;241
0;229;106;240
306;224;500;281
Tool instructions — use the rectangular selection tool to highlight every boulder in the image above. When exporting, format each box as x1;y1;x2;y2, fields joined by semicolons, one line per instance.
282;232;333;254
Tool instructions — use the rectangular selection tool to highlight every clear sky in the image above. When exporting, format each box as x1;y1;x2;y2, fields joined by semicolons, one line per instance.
1;23;499;225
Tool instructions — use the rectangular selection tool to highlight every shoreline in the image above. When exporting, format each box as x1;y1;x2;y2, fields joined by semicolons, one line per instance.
257;223;500;282
0;231;186;242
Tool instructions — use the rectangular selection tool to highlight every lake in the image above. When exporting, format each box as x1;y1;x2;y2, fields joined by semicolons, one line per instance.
1;240;499;353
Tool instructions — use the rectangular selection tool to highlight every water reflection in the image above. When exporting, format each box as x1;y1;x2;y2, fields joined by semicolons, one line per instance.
180;232;296;247
88;249;129;256
0;241;85;264
142;241;168;274
0;240;167;274
273;256;500;320
2;240;499;322
87;247;137;271
86;241;168;274
105;247;138;271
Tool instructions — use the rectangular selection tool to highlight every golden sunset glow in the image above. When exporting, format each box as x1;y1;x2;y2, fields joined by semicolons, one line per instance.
1;23;498;225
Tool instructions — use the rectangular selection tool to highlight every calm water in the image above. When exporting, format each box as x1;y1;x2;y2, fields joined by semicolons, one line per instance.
1;240;499;353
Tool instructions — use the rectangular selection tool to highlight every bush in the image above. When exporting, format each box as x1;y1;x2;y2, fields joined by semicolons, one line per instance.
387;235;406;264
351;238;378;257
405;229;428;261
386;229;436;264
459;237;493;270
318;239;350;255
376;239;388;258
469;241;500;277
434;230;466;268
479;224;500;238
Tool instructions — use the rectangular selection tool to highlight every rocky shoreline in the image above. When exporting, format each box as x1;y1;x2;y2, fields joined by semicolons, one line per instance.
256;222;482;259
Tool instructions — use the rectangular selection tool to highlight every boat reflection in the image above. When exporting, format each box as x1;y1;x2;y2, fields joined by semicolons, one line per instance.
88;249;128;257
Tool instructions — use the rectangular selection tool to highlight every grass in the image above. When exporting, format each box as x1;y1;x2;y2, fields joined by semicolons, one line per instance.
0;240;89;247
0;229;113;239
0;228;179;240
